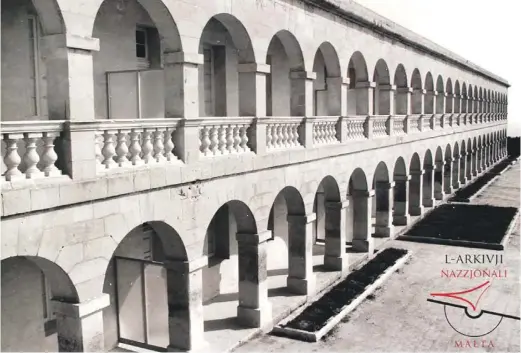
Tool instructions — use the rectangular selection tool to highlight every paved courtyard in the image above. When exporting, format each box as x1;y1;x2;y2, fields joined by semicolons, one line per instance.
235;162;520;353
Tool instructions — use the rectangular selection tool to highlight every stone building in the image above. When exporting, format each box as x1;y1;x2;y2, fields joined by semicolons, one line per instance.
0;0;509;352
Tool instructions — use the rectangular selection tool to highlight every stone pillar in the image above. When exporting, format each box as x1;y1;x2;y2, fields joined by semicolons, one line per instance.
351;190;375;254
236;231;272;328
238;63;270;116
41;34;100;180
434;161;445;200
412;88;425;114
423;166;435;207
52;294;110;352
396;87;412;115
393;175;410;226
452;157;460;189
326;77;350;116
424;91;436;114
374;181;394;237
378;84;396;115
290;70;316;116
355;81;376;115
436;91;446;114
443;159;453;194
409;169;424;216
165;256;207;351
287;213;316;295
324;200;349;271
164;52;204;164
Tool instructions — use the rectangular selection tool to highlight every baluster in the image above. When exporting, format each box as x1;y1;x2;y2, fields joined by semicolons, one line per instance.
326;122;332;142
240;125;249;152
209;126;218;155
233;124;241;153
154;128;166;163
164;127;176;161
275;124;282;149
218;125;227;155
289;124;297;147
102;130;117;169
319;122;325;143
94;131;103;170
226;124;234;154
266;125;272;150
281;124;289;148
129;129;143;165
22;133;43;178
115;129;130;167
3;134;23;181
141;129;154;164
200;126;211;156
41;132;60;176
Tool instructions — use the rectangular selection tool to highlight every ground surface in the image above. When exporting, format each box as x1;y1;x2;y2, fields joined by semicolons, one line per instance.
235;162;520;353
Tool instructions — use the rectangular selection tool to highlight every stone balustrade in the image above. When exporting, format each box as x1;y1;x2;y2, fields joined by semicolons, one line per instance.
199;118;254;157
266;117;303;151
312;117;340;145
94;119;181;173
0;113;506;185
1;121;65;181
345;116;366;140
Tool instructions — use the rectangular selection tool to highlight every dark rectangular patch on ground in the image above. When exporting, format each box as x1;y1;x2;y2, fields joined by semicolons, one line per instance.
399;204;518;249
449;158;516;202
280;248;407;333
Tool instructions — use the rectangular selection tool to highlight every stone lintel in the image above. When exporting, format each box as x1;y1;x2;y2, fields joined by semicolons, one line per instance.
378;84;397;91
350;189;375;197
290;70;317;80
326;76;350;85
397;87;414;94
394;175;411;182
52;294;110;319
42;33;100;52
355;81;376;89
325;200;349;209
287;212;317;224
238;63;271;74
165;256;208;273
164;52;204;66
236;230;272;244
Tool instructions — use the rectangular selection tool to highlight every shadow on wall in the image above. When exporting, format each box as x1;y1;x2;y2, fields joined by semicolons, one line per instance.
507;137;520;158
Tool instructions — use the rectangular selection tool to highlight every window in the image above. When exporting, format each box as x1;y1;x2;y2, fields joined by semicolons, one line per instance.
135;27;148;59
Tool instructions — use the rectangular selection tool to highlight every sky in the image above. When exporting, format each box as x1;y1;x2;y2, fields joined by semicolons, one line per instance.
353;0;520;136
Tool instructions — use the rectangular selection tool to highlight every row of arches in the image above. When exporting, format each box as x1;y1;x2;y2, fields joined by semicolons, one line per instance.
1;130;509;352
2;0;508;121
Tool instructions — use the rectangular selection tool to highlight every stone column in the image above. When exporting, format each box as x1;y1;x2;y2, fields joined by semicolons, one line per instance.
377;84;396;115
41;34;100;180
434;161;445;200
393;175;410;226
351;190;375;254
238;63;270;117
324;200;349;271
452;157;460;189
290;70;316;116
412;88;425;114
409;169;424;216
326;76;350;116
52;294;110;352
423;166;435;207
164;52;204;164
236;231;272;328
374;181;394;237
287;213;316;295
443;159;453;194
436;91;446;114
165;256;207;351
396;87;412;115
355;81;376;115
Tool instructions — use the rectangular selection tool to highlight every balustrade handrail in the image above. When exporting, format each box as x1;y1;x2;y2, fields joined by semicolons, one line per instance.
199;117;255;126
265;116;305;124
94;118;182;131
1;120;65;134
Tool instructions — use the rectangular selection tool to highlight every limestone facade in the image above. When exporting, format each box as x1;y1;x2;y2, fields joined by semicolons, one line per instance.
0;0;509;351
